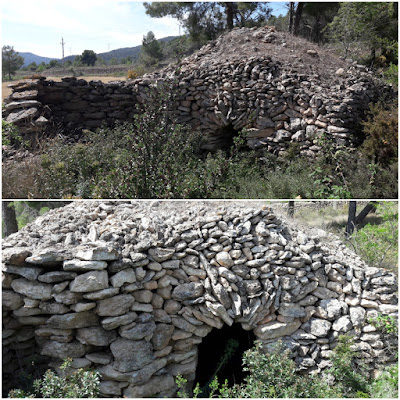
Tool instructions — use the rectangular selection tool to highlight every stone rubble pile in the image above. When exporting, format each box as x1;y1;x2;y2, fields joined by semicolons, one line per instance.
2;201;398;397
3;26;394;155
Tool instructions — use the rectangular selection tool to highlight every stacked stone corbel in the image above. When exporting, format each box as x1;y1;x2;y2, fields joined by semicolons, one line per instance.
3;77;49;134
2;201;398;397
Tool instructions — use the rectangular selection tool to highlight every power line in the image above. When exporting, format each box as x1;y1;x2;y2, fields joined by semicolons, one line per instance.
60;37;66;62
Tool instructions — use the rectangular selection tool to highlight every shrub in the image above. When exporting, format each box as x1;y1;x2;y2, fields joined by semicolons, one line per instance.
127;69;138;79
38;81;212;198
2;120;28;148
329;334;369;397
8;358;101;398
362;102;398;166
367;364;398;398
176;341;340;398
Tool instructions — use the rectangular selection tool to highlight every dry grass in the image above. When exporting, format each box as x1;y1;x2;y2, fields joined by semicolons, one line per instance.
2;156;44;199
2;76;126;101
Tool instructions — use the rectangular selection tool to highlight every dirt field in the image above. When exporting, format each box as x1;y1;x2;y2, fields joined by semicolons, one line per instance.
2;76;126;101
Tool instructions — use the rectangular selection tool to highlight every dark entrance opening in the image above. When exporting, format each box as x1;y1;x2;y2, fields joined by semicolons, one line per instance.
194;323;255;396
213;124;240;151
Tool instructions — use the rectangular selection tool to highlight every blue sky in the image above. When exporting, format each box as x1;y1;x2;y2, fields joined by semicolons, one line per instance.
1;1;287;58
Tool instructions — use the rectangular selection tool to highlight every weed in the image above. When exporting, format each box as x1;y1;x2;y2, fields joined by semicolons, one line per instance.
8;358;101;398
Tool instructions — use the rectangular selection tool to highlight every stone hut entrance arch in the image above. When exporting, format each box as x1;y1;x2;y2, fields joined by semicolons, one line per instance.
2;201;398;397
195;323;256;393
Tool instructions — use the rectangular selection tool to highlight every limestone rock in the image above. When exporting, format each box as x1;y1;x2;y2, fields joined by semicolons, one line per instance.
63;259;108;271
11;279;53;300
75;246;120;261
111;338;153;372
254;319;301;339
70;270;109;292
305;318;332;337
76;326;117;346
172;282;204;301
96;294;135;316
41;340;87;359
3;265;43;281
216;251;234;268
47;311;99;329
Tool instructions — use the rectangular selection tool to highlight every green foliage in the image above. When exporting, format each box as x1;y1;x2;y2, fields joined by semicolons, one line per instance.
326;2;398;63
2;45;24;80
2;120;29;148
81;50;97;66
144;2;271;42
9;358;101;398
176;341;340;398
362;102;398;166
367;364;398;398
368;313;398;336
349;202;398;272
329;335;369;397
141;31;164;66
38;82;209;198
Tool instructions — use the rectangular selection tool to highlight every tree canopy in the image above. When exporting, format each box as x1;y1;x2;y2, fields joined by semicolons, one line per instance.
81;50;97;66
141;31;164;65
2;45;24;80
143;2;271;42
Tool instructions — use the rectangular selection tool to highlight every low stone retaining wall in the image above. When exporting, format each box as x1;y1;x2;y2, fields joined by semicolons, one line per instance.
3;27;394;155
2;201;397;397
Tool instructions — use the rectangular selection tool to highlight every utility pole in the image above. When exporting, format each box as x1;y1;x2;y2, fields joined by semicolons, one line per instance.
60;37;66;64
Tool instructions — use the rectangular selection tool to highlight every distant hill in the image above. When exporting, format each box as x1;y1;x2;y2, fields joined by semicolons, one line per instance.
19;52;59;67
20;36;179;66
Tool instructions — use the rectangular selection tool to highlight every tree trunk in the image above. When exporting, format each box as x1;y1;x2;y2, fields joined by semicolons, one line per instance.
288;201;295;217
2;201;18;237
355;201;378;226
293;2;304;36
289;2;295;33
225;2;234;30
345;201;357;236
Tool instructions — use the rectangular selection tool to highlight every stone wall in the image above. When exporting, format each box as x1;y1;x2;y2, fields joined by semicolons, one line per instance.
3;26;394;155
2;201;398;397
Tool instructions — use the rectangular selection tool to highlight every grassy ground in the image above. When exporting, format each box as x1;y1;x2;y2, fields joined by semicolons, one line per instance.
284;201;398;274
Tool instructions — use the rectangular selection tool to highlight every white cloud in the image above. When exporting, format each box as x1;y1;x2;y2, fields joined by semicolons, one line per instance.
2;1;181;56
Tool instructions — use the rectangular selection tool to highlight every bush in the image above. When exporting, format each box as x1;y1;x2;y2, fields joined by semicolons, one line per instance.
8;358;101;398
368;364;398;398
329;335;369;397
362;102;398;166
127;69;138;79
177;341;340;398
2;120;28;148
38;81;211;198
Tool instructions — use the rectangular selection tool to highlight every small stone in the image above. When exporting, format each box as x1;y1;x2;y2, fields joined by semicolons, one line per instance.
70;270;109;292
110;268;136;287
63;259;108;271
76;326;117;346
11;279;53;300
216;251;234;268
172;282;204;301
47;311;99;329
75;246;120;261
4;265;43;281
96;294;135;316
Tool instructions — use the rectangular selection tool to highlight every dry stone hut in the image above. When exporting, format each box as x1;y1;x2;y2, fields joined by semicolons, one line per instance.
3;26;395;156
2;201;398;397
